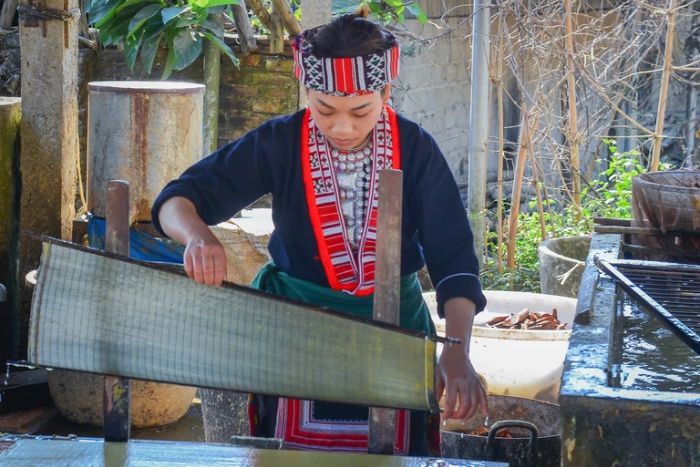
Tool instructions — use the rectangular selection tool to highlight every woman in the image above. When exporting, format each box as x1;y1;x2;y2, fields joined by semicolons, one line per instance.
152;8;487;456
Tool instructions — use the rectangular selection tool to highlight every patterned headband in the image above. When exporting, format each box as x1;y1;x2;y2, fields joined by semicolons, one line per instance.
292;27;400;95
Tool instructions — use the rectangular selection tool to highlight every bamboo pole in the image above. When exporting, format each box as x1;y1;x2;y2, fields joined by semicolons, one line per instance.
524;114;546;241
270;0;300;36
563;0;581;206
230;2;258;54
245;0;272;32
495;24;505;273
269;2;284;54
506;107;530;270
203;15;223;154
649;0;677;172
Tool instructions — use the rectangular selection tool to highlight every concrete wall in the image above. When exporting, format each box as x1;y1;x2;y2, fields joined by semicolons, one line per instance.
392;17;472;189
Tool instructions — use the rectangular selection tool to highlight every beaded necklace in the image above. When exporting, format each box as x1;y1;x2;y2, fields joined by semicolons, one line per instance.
329;139;373;248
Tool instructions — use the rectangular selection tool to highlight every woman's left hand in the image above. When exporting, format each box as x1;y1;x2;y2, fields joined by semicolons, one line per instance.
436;297;488;421
436;345;487;421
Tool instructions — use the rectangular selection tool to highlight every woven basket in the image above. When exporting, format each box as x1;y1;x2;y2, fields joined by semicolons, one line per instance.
631;170;700;259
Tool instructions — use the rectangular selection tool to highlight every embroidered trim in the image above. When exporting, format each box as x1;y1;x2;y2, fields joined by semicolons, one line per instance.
435;272;482;290
292;30;400;94
274;398;410;453
301;107;401;295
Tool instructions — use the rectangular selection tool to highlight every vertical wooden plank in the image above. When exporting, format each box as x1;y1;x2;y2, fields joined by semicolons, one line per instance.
368;169;403;455
0;97;21;360
103;180;130;442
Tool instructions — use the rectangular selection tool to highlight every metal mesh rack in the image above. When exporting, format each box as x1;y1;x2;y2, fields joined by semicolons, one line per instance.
595;258;700;355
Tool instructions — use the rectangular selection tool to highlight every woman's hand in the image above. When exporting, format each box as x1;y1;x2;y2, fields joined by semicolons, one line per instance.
183;229;227;286
158;196;228;286
437;297;488;421
436;345;487;420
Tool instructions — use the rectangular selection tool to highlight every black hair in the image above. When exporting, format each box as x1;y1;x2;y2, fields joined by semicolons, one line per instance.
305;8;397;58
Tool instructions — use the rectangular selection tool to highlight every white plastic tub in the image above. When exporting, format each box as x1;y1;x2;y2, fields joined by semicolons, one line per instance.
425;290;577;402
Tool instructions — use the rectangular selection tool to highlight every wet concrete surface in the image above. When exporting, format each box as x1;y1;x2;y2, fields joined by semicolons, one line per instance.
560;234;700;466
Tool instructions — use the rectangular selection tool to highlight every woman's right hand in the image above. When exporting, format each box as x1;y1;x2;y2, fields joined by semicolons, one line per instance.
158;196;228;286
183;229;227;286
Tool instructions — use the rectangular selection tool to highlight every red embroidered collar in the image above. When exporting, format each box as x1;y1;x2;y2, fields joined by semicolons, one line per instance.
301;107;401;296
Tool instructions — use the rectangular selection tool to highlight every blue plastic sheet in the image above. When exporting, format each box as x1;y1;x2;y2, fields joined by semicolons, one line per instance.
87;215;184;264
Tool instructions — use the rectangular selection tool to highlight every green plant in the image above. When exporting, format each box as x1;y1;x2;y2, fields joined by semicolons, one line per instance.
85;0;239;78
334;0;427;24
481;141;674;291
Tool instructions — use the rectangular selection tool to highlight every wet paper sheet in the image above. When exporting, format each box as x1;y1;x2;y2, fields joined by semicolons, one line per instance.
27;241;437;411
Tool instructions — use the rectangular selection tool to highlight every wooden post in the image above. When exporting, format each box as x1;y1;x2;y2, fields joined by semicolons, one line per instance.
0;97;21;360
368;170;403;455
18;0;79;358
103;180;131;442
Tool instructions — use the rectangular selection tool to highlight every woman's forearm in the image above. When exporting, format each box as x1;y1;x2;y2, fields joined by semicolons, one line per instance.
158;196;211;244
443;297;476;354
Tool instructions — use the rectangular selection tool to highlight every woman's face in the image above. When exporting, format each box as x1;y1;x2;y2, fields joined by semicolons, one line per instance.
307;86;391;151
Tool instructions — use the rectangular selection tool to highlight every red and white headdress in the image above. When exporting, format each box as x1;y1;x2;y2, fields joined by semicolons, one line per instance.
292;27;400;95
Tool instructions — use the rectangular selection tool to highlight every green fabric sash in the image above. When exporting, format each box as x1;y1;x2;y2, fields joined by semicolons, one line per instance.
251;263;435;335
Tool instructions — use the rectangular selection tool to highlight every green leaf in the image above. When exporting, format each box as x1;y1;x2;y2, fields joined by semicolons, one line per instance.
88;0;123;26
128;4;163;36
162;6;186;24
124;28;145;71
204;31;239;66
201;14;224;36
172;28;203;70
188;0;238;8
407;2;427;24
140;30;163;75
98;7;139;44
117;0;157;13
138;20;166;74
177;12;202;27
162;34;176;79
